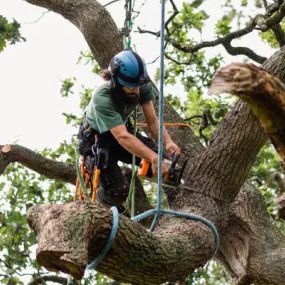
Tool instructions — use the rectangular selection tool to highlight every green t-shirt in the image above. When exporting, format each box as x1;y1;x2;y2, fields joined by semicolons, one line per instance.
86;82;156;133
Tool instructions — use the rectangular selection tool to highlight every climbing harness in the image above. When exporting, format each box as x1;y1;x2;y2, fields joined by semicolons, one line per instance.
74;146;120;272
74;144;105;204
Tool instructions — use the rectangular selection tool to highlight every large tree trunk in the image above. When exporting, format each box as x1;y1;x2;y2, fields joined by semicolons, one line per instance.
4;0;281;284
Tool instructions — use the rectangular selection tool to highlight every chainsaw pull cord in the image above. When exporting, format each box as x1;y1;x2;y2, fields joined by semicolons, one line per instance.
131;0;220;256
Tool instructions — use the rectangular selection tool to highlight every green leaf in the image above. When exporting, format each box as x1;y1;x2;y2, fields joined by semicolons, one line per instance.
215;17;232;36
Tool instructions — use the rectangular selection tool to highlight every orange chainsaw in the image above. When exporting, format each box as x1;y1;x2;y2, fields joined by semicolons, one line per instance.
138;154;188;187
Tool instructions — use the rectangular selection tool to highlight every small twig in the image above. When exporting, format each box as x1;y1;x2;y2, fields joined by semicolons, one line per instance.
21;10;49;24
137;27;160;37
165;52;192;65
165;0;179;35
146;55;160;65
104;0;121;7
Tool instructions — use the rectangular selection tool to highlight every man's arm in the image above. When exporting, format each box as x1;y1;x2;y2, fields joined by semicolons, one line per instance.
141;101;181;155
110;124;168;176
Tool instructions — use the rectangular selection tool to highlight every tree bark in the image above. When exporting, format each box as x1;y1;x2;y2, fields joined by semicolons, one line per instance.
0;144;76;183
10;1;285;284
27;201;215;284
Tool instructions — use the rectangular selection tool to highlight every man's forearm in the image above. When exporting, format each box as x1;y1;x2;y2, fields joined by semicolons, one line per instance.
117;133;157;162
149;122;173;145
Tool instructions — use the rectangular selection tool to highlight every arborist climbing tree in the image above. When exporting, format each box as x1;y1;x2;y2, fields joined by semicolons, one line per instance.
76;49;181;210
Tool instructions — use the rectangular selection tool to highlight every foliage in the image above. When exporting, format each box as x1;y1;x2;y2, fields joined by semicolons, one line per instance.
186;261;234;285
0;15;25;52
0;146;74;284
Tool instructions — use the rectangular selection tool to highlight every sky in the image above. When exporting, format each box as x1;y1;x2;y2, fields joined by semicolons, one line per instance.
0;0;274;150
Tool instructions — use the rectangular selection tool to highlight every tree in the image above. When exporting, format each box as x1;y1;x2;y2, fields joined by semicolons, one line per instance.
1;0;285;284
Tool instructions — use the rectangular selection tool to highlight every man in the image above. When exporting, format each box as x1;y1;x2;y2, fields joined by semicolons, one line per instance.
78;49;180;208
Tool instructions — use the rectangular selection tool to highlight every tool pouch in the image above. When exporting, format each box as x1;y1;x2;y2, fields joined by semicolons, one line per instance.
78;119;96;156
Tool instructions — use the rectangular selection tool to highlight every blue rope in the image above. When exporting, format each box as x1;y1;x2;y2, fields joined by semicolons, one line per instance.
149;0;166;233
87;206;119;270
131;0;220;255
132;209;220;255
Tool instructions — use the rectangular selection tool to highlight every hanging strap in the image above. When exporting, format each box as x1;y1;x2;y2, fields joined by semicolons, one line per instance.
127;107;137;217
131;0;220;256
87;206;120;270
122;0;133;49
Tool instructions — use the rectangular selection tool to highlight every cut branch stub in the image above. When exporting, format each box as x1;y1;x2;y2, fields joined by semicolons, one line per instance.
209;62;285;164
1;144;11;153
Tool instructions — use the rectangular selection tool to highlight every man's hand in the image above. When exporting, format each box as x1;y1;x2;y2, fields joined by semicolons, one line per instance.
165;140;181;156
151;156;169;177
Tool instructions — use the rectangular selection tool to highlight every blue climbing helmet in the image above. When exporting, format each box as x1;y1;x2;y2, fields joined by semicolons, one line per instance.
110;49;150;88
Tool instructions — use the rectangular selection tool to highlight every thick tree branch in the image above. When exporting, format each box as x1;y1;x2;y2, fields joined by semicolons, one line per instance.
0;144;76;184
209;62;285;164
222;40;266;64
27;201;217;284
221;184;285;285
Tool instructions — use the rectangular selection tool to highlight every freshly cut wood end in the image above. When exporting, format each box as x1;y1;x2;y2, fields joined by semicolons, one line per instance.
37;250;85;280
1;144;11;153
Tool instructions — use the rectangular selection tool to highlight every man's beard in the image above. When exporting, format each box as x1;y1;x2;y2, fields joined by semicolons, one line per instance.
111;84;139;105
120;92;139;105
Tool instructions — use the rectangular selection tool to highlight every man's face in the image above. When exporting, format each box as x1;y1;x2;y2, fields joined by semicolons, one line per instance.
121;86;140;104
